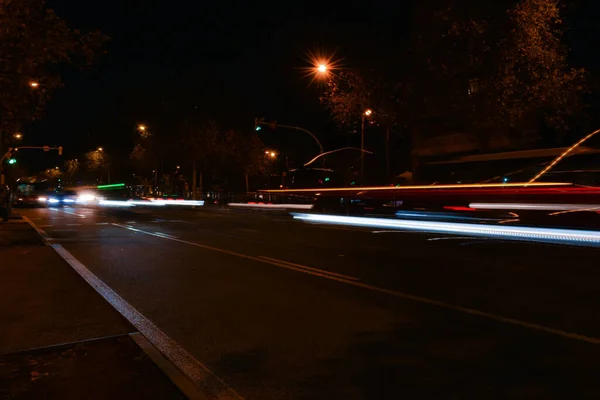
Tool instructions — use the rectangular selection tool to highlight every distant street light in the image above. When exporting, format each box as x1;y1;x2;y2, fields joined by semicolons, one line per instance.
265;150;277;158
138;124;146;131
317;63;328;74
29;81;39;88
97;147;103;152
13;133;23;140
361;109;374;184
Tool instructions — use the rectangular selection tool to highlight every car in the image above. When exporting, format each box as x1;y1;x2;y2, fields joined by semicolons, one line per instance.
39;190;78;207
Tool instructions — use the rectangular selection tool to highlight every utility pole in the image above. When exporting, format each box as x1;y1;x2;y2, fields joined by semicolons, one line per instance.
360;109;372;185
361;114;365;184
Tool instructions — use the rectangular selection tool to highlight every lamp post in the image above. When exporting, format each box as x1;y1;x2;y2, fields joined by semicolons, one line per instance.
361;109;372;184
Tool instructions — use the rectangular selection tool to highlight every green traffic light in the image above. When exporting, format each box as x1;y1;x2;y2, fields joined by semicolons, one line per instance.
8;158;16;164
324;177;330;182
255;126;262;131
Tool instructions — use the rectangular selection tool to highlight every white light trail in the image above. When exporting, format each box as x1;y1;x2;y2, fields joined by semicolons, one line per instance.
98;199;205;207
470;203;600;211
228;203;314;210
99;200;134;207
292;213;600;247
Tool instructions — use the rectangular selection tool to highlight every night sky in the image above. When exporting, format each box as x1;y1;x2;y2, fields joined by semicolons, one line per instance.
22;0;600;172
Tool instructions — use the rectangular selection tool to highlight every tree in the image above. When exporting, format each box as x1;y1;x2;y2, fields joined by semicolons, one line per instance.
179;118;221;199
0;0;107;145
43;167;62;181
321;70;398;180
63;158;79;183
409;0;587;148
85;149;110;183
222;130;267;192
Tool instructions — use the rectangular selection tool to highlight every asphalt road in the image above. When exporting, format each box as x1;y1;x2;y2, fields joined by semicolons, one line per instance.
20;205;600;399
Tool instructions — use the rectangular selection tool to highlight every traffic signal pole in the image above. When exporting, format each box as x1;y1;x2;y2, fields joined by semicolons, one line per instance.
0;145;63;185
254;117;323;154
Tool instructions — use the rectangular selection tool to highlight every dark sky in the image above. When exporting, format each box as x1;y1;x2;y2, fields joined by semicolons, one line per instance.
29;0;411;166
23;0;600;171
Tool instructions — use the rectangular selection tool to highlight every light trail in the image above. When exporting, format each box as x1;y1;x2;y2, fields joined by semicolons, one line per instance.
98;199;205;207
470;203;600;211
262;182;572;194
291;213;600;247
527;128;600;185
228;203;314;210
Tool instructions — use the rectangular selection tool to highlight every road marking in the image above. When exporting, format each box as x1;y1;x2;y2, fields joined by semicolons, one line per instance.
54;208;86;218
112;223;600;345
24;218;242;400
22;216;52;242
67;224;81;227
96;222;109;225
428;236;479;241
38;224;54;228
154;231;178;239
258;256;360;281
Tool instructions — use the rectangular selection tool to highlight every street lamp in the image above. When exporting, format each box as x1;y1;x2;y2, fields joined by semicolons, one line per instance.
361;109;374;184
29;81;39;88
265;150;276;158
138;124;146;131
97;147;103;152
317;63;328;74
14;133;23;140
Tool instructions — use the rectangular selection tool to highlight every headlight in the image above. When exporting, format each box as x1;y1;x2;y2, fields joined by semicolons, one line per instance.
63;199;75;203
77;194;95;202
37;197;47;202
48;197;60;204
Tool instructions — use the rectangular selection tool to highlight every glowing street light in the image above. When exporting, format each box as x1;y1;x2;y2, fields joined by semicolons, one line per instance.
138;124;146;131
97;147;103;152
14;133;23;140
265;150;276;158
29;81;39;88
317;63;328;74
364;109;373;117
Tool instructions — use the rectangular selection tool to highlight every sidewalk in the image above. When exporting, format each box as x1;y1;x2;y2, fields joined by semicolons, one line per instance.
0;218;189;399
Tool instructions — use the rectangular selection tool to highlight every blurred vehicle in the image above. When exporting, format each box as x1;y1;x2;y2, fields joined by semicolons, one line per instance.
13;193;45;207
47;189;78;206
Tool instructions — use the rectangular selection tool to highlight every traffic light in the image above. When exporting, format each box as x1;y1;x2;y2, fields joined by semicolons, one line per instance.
324;177;330;182
8;158;16;165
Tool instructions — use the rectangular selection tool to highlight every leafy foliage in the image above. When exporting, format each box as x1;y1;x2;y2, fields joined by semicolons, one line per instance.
0;0;107;139
409;0;587;145
85;149;108;171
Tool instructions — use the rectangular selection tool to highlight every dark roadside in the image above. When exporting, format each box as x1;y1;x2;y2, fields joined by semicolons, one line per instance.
0;217;192;400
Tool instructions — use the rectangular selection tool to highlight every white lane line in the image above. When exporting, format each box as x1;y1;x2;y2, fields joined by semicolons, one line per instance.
56;208;87;218
428;236;479;241
67;224;82;227
23;216;52;242
258;256;360;281
112;223;600;345
38;224;54;228
153;231;178;239
96;222;110;225
24;219;242;400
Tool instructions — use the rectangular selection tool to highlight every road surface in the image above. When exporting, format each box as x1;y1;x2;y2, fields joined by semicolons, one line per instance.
19;206;600;399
